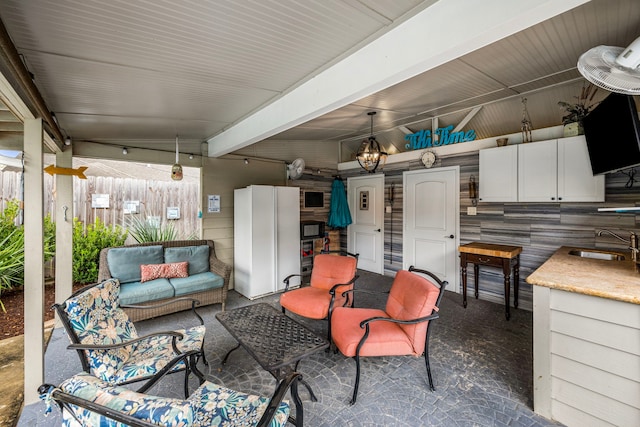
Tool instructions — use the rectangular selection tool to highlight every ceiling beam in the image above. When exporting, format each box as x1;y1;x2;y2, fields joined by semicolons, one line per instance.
207;0;591;157
453;107;482;133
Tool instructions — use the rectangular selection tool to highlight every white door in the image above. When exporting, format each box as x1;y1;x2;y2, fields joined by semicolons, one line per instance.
403;167;459;292
347;174;384;274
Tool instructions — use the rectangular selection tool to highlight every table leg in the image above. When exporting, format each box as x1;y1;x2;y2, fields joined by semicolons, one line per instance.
221;343;241;364
290;377;303;427
460;254;468;308
473;263;479;299
502;259;511;320
514;255;520;309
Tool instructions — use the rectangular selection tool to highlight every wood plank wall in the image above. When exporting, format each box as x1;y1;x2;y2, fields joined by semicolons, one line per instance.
335;151;640;311
0;171;201;242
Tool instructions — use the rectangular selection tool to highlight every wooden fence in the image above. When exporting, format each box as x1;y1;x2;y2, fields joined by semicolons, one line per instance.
0;171;200;242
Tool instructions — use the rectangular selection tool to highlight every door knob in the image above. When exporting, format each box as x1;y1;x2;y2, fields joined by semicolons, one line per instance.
375;228;381;232
444;234;454;239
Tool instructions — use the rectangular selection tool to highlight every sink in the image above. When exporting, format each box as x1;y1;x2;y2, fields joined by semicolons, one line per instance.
568;249;626;261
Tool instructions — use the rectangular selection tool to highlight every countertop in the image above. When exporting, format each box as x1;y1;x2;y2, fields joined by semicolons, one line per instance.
526;246;640;305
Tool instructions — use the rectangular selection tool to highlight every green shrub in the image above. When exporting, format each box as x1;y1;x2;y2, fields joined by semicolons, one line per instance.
0;228;25;311
73;218;127;284
0;199;56;310
126;213;178;243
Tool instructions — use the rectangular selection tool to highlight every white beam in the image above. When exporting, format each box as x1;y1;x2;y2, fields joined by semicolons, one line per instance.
55;149;73;310
207;0;590;157
23;118;44;404
453;107;482;133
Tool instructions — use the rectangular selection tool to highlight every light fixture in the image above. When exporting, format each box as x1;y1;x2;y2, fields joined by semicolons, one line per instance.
64;136;71;146
468;175;478;206
189;154;194;160
356;111;387;173
244;158;249;165
122;147;128;155
521;97;533;143
172;135;183;181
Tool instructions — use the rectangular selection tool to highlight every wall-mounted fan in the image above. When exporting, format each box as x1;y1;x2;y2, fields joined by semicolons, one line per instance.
578;36;640;95
287;158;305;180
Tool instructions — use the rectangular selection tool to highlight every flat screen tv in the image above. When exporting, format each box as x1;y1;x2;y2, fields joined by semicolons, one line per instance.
582;92;640;175
303;191;324;209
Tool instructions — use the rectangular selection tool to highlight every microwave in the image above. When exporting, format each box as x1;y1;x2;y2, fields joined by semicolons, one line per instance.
300;220;325;239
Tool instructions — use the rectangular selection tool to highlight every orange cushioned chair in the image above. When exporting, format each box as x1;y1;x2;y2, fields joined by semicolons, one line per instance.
280;251;358;341
331;266;447;404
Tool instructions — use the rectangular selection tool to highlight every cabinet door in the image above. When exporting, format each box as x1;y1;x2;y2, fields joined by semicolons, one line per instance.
479;145;518;202
557;136;605;202
518;140;558;202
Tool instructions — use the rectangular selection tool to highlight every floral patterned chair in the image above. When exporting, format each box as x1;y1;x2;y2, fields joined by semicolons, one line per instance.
39;370;303;426
52;278;206;398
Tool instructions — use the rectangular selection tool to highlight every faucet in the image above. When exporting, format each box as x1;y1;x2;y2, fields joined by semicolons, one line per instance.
596;229;639;262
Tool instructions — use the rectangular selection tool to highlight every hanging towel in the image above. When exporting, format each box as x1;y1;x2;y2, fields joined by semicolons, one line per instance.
327;178;352;229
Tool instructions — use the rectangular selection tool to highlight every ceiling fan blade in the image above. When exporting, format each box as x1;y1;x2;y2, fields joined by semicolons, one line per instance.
578;45;640;95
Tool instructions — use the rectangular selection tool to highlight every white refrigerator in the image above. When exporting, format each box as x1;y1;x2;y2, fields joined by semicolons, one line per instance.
234;185;301;299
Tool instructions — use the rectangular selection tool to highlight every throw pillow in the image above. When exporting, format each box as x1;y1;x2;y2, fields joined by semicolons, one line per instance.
140;262;189;283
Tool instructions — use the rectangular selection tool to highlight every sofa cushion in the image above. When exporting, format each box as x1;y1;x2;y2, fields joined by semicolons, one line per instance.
170;271;224;297
140;262;189;283
107;245;164;283
119;278;174;305
164;245;210;275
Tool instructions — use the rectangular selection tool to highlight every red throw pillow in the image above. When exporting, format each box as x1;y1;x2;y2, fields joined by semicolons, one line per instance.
140;262;189;283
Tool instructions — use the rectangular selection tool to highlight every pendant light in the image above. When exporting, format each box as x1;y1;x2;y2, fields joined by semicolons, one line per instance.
171;135;183;181
356;111;387;173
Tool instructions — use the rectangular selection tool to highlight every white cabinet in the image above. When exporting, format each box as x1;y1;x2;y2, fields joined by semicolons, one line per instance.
480;136;605;203
518;139;558;201
557;136;605;202
233;185;301;299
478;145;518;202
519;136;604;202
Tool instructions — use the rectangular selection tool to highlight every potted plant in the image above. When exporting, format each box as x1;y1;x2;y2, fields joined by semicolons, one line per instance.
558;82;598;136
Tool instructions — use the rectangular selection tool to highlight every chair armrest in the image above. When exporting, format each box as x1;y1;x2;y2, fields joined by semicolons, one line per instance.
209;256;232;290
328;275;358;295
257;372;304;427
360;312;440;328
283;274;302;292
38;385;158;427
68;330;184;352
121;298;204;325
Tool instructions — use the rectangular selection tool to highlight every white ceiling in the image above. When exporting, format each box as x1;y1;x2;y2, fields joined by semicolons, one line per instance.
0;0;638;165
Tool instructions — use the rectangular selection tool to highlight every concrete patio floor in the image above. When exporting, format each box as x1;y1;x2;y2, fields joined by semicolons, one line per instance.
18;270;563;426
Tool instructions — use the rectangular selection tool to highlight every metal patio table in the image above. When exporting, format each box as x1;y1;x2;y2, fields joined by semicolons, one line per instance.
215;303;329;423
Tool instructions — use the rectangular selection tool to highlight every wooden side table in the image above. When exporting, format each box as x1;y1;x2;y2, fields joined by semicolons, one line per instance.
459;242;522;320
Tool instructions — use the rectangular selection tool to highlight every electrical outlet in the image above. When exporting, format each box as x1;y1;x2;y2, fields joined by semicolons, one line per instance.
467;206;477;216
385;206;392;213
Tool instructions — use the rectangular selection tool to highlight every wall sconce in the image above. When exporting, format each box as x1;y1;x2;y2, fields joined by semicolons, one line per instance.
122;147;128;155
64;136;71;146
469;175;478;206
189;154;194;160
244;158;249;165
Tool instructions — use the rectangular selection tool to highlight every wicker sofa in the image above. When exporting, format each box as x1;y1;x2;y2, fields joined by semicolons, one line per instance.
98;240;231;321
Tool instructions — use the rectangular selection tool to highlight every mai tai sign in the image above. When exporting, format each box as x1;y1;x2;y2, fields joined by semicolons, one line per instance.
405;125;476;150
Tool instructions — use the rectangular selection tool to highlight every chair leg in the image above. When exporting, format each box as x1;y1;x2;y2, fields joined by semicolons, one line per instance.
350;355;361;405
424;347;435;391
190;354;206;385
183;365;190;398
199;348;209;366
